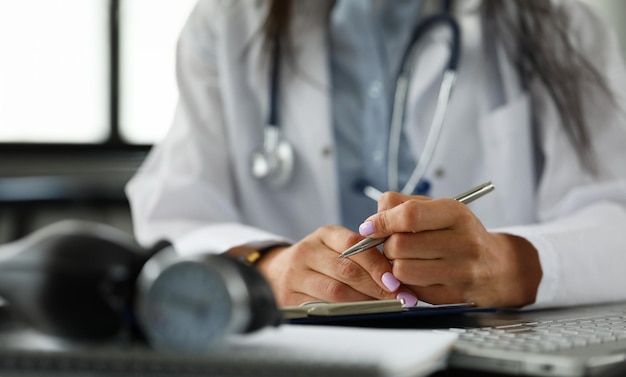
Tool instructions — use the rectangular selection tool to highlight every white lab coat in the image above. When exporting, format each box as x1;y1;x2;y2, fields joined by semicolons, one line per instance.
126;0;626;308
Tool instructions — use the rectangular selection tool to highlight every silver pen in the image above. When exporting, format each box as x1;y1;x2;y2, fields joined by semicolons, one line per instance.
338;181;495;259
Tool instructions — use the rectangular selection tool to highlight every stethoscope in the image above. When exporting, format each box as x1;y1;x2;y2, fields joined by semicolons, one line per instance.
250;3;461;199
249;40;295;189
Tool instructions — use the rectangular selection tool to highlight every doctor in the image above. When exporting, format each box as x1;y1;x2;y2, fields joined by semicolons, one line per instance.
126;0;626;309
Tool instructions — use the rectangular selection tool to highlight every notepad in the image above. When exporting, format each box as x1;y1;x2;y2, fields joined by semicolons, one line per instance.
282;299;475;319
223;325;459;377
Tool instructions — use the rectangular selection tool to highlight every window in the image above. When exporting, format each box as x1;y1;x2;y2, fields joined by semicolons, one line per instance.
1;0;625;146
120;0;197;144
0;0;109;143
0;0;196;145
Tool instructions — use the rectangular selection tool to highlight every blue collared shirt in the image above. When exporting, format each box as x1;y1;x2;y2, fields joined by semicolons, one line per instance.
330;0;423;231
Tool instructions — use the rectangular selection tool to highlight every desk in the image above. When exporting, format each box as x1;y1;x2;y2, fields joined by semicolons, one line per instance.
1;304;626;377
287;302;626;377
433;365;626;377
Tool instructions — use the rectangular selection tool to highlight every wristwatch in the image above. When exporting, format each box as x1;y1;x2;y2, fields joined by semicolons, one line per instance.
224;243;289;266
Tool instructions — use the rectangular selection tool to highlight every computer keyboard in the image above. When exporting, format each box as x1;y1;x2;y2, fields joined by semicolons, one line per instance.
452;311;626;353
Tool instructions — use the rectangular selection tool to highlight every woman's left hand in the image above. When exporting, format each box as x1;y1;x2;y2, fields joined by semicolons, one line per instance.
358;192;542;308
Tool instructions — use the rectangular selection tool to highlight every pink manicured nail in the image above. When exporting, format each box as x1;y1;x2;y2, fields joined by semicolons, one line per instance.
359;220;374;236
381;272;401;292
397;292;418;307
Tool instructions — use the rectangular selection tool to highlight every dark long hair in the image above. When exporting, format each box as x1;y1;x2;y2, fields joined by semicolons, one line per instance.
263;0;613;172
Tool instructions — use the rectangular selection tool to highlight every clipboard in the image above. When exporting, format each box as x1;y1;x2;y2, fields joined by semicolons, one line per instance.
282;300;496;327
282;299;406;319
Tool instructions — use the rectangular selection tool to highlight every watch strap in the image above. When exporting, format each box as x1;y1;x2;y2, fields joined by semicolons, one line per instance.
224;243;288;266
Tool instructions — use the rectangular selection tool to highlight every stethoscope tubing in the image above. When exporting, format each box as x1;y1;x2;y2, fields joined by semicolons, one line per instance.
401;69;456;195
388;13;461;196
255;5;461;197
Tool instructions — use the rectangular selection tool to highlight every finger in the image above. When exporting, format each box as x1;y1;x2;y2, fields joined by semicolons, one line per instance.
391;258;473;287
329;250;422;306
309;250;399;299
382;228;475;260
362;198;466;239
396;289;420;307
303;226;419;303
281;292;324;307
407;284;467;306
349;247;407;293
315;226;402;295
297;269;376;303
377;191;429;212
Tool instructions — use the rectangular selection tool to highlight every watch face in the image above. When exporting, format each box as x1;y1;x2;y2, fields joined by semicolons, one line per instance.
138;260;240;352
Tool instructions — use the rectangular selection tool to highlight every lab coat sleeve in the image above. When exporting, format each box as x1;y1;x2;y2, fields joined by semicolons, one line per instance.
125;1;291;256
494;1;626;309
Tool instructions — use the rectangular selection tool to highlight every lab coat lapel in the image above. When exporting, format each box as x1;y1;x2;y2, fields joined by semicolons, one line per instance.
403;10;458;155
405;0;455;112
283;0;341;224
402;0;491;197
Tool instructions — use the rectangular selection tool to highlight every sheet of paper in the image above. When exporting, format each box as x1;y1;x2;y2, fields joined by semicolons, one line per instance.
0;320;457;377
223;324;458;377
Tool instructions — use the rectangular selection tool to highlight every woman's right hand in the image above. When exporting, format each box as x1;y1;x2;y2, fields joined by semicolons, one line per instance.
255;225;418;307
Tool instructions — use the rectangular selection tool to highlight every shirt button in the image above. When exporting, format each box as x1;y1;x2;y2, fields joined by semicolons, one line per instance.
373;150;385;165
321;146;333;157
435;167;445;178
368;80;383;98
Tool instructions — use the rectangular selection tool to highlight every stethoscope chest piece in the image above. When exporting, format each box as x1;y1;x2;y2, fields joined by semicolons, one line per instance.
249;125;295;188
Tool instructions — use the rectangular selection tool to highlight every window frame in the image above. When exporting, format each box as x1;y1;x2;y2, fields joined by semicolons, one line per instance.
0;0;152;153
